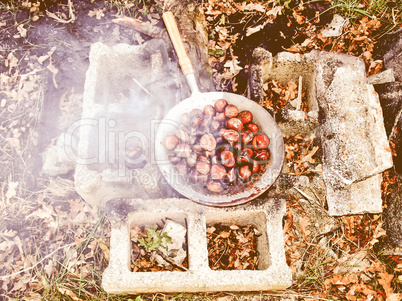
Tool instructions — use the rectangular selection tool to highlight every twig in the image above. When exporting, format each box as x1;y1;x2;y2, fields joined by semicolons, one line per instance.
46;0;76;24
293;186;315;202
296;75;302;110
112;16;167;40
132;77;152;96
0;242;75;279
155;249;188;271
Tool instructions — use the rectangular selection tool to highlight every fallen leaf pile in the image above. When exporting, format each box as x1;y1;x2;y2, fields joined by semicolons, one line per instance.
283;132;322;175
283;194;402;300
285;5;392;75
207;224;260;270
0;192;110;299
261;80;307;113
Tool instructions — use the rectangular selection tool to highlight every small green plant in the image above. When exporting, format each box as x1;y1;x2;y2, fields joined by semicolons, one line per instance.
138;226;172;252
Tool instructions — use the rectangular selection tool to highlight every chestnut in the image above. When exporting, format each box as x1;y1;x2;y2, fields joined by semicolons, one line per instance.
191;115;203;128
193;144;204;153
195;162;210;175
207;180;224;193
214;99;228;113
175;129;189;142
247;123;259;133
238;110;253;124
220;150;235;168
168;153;180;165
180;113;190;126
190;108;203;116
210;120;220;132
175;143;191;157
239;165;251;181
254;150;270;163
176;162;187;176
252;134;270;149
200;134;216;151
223;129;239;143
236;155;251;166
215;112;226;122
164;134;179;151
241;130;254;145
226;118;243;131
225;104;239;118
198;173;209;182
252;160;259;173
211;164;227;180
186;152;197;167
197;155;209;163
241;148;253;158
204;105;216;117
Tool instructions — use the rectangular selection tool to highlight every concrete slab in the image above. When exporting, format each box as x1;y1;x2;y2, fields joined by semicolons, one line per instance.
249;49;393;216
102;198;292;293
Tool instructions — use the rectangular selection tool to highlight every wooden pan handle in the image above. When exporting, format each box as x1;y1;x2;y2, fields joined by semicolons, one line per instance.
162;11;194;76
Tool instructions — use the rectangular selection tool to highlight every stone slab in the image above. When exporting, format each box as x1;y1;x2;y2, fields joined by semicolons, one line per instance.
102;198;292;293
249;49;393;216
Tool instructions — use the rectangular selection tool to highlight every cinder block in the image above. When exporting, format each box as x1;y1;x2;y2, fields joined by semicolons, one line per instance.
102;198;292;293
72;41;179;208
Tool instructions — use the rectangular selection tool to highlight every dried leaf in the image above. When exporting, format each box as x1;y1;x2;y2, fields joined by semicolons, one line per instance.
378;272;394;297
88;9;105;20
5;180;19;200
299;216;311;241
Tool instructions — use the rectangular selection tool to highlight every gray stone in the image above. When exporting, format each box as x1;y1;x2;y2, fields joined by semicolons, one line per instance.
150;219;187;268
367;69;395;85
249;49;393;215
326;174;383;216
315;60;393;190
42;145;72;176
102;198;292;293
321;14;348;38
374;28;402;81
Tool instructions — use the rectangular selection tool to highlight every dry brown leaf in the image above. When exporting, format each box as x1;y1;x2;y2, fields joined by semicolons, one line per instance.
378;272;394;297
88;9;105;20
299;216;311;241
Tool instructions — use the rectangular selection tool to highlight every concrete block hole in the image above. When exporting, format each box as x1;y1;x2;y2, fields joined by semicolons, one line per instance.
129;212;189;272
206;210;270;270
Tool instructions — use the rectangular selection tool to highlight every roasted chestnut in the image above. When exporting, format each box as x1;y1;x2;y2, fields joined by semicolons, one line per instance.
210;164;227;180
200;134;216;151
195;162;210;174
247;123;259;133
214;99;228;112
225;104;239;118
222;129;240;143
239;165;251;181
227;118;243;131
241;130;254;145
175;143;191;157
164;134;179;151
238;110;253;124
252;133;270;149
220;150;235;168
207;180;224;193
203;105;216;117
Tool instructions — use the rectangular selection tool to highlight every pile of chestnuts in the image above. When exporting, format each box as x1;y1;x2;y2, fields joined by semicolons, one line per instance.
163;98;271;193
